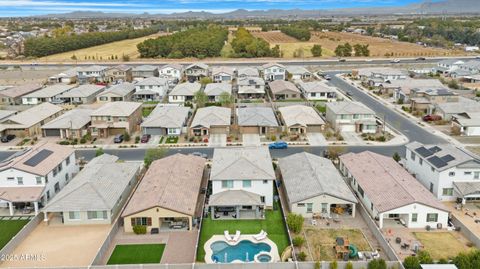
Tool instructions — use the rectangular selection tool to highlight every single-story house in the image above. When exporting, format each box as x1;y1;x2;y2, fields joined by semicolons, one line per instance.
237;67;259;78
452;112;480;136
410;87;458;113
326;101;378;134
48;67;81;84
141;105;190;136
168;82;202;104
286;66;312;80
269;80;301;100
435;97;480;120
339;151;449;229
42;154;141;225
356;67;408;82
132;65;159;80
90;102;142;137
190;106;231;137
237;77;266;99
122;154;206;232
279;152;357;218
0;110;17;122
41;108;93;139
22;84;76;105
279;105;325;134
59;85;105;105
384;79;445;103
237;107;279;135
0;84;43;105
133;77;169;101
204;82;232;102
212;66;236;83
0;103;63;137
297;81;338;102
96;82;135;102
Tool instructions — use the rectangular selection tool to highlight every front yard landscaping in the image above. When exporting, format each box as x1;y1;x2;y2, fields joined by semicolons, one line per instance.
107;244;166;265
413;232;472;260
142;106;155;117
165;136;178;144
0;218;30;250
197;201;289;262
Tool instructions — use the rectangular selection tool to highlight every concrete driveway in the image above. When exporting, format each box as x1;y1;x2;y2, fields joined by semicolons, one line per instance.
208;134;227;147
341;131;364;144
306;133;327;146
242;134;261;146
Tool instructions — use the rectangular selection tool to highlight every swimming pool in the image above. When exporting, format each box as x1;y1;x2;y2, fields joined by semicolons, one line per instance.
211;240;271;263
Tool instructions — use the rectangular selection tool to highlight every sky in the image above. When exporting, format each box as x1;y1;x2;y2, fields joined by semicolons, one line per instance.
0;0;433;16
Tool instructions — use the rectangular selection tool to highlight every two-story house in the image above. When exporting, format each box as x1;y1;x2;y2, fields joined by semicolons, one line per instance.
211;67;236;83
237;77;266;99
168;82;201;104
405;141;480;202
208;147;276;219
0;143;77;216
77;65;108;84
158;64;183;82
90;102;142;137
325;101;378;134
132;65;159;80
185;63;209;82
435;59;465;75
105;65;133;83
297;81;338;102
262;63;286;81
133;77;169;101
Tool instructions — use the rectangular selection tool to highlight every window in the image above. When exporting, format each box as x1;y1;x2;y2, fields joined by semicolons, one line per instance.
358;186;364;198
36;177;42;185
442;188;454;196
410;152;416;160
87;211;107;220
426;213;438;222
321;203;328;213
260;196;265;203
66;156;70;166
53;168;57;177
419;158;423;165
465;172;472;176
221;180;234;189
412;213;418;223
242;180;252;188
371;203;374;211
7;177;14;181
65;173;69;182
297;203;305;207
263;180;268;184
69;211;80;220
475;172;480;179
431;166;435;172
306;203;313;213
449;172;455;177
17;177;23;185
46;191;50;200
54;182;60;193
132;217;151;226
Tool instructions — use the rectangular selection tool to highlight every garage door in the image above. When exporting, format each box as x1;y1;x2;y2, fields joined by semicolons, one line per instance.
340;124;355;132
307;125;323;133
109;128;126;136
143;127;164;136
210;126;228;134
240;126;259;134
44;129;61;137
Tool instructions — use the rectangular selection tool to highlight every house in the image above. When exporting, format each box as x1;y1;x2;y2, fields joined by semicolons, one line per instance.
297;81;338;102
279;152;357;218
279;105;325;134
410;87;457;114
386;79;445;103
405;141;480;202
237;107;279;135
141;105;190;136
357;67;408;82
262;63;286;81
185;63;209;82
168;82;202;104
434;59;465;75
122;154;205;232
421;265;458;269
204;82;232;102
452;112;480;136
48;67;81;84
0;110;16;122
104;65;133;83
208;147;275;219
41;109;93;139
90;102;142;137
0;83;43;105
96;82;135;102
59;85;105;105
42;154;140;225
211;66;235;83
77;65;108;84
22;84;76;105
325;101;378;134
159;64;183;82
0;103;63;137
455;60;480;77
0;143;77;216
237;67;259;78
339;151;449;229
133;77;169;101
237;77;266;99
465;46;479;52
286;66;312;80
268;80;301;100
132;65;159;80
190;106;231;137
435;97;480;120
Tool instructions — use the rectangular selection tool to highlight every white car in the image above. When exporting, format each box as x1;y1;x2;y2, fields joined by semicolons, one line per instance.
390;58;400;63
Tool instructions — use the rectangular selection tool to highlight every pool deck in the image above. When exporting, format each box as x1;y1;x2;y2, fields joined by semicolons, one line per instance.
204;234;280;264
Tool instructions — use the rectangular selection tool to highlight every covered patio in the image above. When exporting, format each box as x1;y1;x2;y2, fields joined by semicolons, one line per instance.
453;181;480;202
208;190;265;220
0;187;43;216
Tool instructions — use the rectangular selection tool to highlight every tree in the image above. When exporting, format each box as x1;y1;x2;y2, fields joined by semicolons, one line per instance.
122;54;130;62
194;90;208;108
123;132;131;142
335;43;353;57
325;145;346;160
292;236;305;247
330;260;338;269
280;26;311;41
417;251;433;264
346;261;353;269
286;213;304;233
311;44;323;57
368;259;387;269
392;152;401;162
95;148;104;157
403;256;421;269
219;92;234;107
144;148;169;168
199;77;213;85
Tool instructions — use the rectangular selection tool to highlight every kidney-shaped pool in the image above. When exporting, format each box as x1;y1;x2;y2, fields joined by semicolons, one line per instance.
211;240;272;263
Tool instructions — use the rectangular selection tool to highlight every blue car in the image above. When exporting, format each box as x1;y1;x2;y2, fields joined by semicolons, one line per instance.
269;141;288;149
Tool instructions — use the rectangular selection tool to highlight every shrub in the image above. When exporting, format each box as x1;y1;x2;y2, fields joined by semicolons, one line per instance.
346;261;353;269
403;256;420;269
297;251;307;261
330;260;338;269
135;136;140;144
58;141;70;145
368;259;387;269
392;152;401;162
270;135;277;141
315;261;321;269
95;148;104;157
80;138;87;144
376;136;386;142
311;44;322;57
132;225;147;234
292;236;305;247
417;251;433;264
123;132;131;142
286;213;304;233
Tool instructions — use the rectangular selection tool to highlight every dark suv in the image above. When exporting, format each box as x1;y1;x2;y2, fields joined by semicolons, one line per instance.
1;134;16;143
113;134;124;143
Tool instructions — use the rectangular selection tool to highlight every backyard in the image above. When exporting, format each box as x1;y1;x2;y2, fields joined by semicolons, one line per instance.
413;232;473;260
107;244;166;265
0;218;30;250
197;201;289;262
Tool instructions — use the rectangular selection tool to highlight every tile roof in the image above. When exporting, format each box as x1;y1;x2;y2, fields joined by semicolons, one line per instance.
238;67;259;77
0;83;43;98
170;82;201;96
0;186;44;203
98;82;135;97
279;152;357;204
237;107;278;127
269;80;300;94
262;62;286;69
436;97;480;115
41;108;93;130
212;66;235;76
209;190;262;206
0;102;62;128
339;151;448;213
122;154;205;217
91;101;141;117
141;105;190;128
23;84;75;98
279;105;325;127
78;65;108;73
160;64;183;71
384;79;444;94
204;82;232;96
211;147;275;181
191;106;231;129
60;84;105;98
132;65;158;72
0;110;16;121
186;63;209;70
297;81;338;93
326;101;375;115
135;77;168;86
286;66;311;75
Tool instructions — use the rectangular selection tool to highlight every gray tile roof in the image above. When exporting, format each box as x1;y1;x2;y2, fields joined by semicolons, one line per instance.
279;105;324;127
0;110;16;120
297;81;338;93
453;182;480;197
436;97;480;115
0;83;43;98
269;80;300;95
41;108;93;130
79;65;108;73
1;102;62;128
286;66;311;75
412;87;455;96
23;84;75;98
340;151;448;213
238;67;259;77
191;106;230;129
98;82;135;97
159;64;183;71
212;66;235;76
209;190;262;206
170;82;201;96
141;105;190;128
262;62;285;69
42;154;140;212
326;101;375;115
132;65;158;72
204;82;232;96
135;77;168;86
60;84;105;98
91;101;141;117
279;152;357;204
186;63;209;70
237;107;278;127
211;147;275;181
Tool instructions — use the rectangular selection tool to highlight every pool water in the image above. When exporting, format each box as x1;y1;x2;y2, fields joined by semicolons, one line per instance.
256;254;272;262
211;240;271;263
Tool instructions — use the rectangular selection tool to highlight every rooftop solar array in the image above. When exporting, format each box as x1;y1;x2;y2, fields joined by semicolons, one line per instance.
23;149;53;167
415;146;433;158
440;154;456;163
427;156;448;169
429;146;442;153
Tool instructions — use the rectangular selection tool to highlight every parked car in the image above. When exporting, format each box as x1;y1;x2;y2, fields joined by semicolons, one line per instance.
269;141;288;149
113;134;124;143
1;134;15;143
324;74;332;80
345;91;353;97
415;57;426;61
390;59;400;63
338;58;346;62
191;152;208;159
422;114;442;122
140;134;151;143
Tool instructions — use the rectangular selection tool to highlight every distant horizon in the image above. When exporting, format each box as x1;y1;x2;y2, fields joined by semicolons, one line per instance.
0;0;443;17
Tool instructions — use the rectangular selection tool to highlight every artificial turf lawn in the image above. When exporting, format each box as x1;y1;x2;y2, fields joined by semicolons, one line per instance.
107;244;166;265
0;219;30;250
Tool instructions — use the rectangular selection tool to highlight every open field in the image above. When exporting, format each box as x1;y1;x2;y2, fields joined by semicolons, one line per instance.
252;31;299;43
40;33;165;62
107;244;165;265
0;219;30;250
413;232;472;260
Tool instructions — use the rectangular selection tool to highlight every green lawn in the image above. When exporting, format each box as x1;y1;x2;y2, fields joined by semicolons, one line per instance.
107;244;166;265
165;136;178;144
142;107;155;117
196;201;289;262
0;219;30;250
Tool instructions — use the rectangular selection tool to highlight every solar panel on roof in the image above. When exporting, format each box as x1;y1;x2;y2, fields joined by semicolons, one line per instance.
23;149;53;167
440;154;456;163
427;156;448;169
415;147;433;158
429;146;442;153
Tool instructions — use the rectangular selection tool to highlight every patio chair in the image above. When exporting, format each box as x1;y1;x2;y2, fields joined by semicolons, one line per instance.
232;230;241;242
253;230;267;241
224;230;233;241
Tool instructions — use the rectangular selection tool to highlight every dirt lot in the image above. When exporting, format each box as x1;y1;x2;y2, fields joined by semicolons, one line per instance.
0;68;64;85
413;232;472;260
252;31;299;43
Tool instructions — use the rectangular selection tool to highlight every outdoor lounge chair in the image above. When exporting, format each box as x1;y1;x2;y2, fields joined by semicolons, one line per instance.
224;230;233;241
232;230;241;242
253;230;267;241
